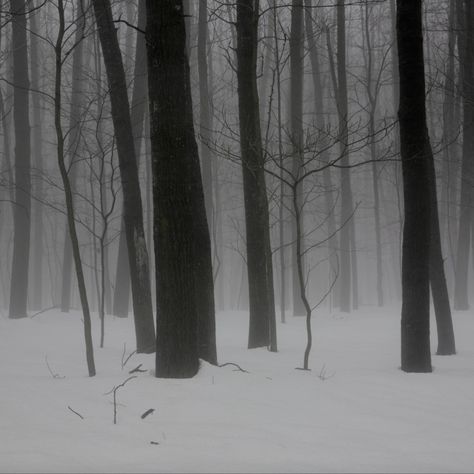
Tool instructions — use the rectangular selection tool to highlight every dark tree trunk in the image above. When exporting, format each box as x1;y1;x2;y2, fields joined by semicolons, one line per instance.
9;0;31;319
235;0;277;351
113;2;147;319
427;143;456;355
397;0;432;373
454;0;474;311
29;0;44;311
55;0;95;377
304;0;338;309
60;1;86;313
335;1;356;313
146;0;217;377
290;0;306;317
92;0;155;353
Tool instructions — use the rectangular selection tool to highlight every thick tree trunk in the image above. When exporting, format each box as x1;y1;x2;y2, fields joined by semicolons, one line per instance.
454;0;474;311
290;0;306;317
236;0;277;351
146;0;217;376
92;0;155;353
397;0;432;373
9;0;31;319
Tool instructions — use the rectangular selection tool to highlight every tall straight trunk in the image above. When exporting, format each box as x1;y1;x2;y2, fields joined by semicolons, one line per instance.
272;0;287;322
362;2;383;306
454;0;474;311
146;0;217;376
290;0;305;317
235;0;277;351
198;0;214;230
60;2;86;313
304;0;338;309
92;0;155;353
390;0;402;300
397;0;432;373
9;0;31;319
336;1;355;313
113;2;147;318
55;0;95;376
29;0;44;310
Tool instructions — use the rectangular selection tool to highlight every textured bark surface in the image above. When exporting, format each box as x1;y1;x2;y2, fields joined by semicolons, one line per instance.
397;0;432;373
147;0;217;377
92;0;155;353
236;0;277;350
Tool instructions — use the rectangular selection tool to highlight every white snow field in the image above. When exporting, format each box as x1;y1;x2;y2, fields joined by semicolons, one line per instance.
1;306;474;473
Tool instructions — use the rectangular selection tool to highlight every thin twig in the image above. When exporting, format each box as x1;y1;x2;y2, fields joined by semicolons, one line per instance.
67;405;84;419
218;362;249;373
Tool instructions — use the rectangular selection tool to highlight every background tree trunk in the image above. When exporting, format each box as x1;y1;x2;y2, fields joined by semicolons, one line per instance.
9;0;31;319
236;0;277;351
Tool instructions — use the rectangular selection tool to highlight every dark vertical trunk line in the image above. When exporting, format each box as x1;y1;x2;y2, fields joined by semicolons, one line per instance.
9;0;31;319
236;0;277;351
397;0;432;373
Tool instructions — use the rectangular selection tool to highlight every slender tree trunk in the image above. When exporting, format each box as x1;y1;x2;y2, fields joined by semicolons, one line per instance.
60;2;86;313
236;0;277;351
397;0;432;373
305;0;338;310
113;2;147;318
290;0;306;317
454;0;474;311
55;0;95;376
29;0;44;311
336;1;356;313
92;0;155;353
9;0;31;319
146;0;217;376
198;0;214;231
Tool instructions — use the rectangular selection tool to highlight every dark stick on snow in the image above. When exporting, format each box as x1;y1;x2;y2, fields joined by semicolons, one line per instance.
218;362;249;373
129;363;147;374
67;405;84;419
141;408;155;419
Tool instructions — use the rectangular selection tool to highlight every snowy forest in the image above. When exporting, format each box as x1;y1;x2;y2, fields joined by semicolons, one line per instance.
1;0;474;472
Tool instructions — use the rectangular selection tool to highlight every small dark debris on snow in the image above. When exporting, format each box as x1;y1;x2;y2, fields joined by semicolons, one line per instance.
141;408;155;419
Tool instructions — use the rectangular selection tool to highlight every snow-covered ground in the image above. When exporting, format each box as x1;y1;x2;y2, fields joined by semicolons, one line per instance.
1;305;474;473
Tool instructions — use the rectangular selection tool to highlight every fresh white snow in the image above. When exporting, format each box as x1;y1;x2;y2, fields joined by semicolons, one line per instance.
1;306;474;473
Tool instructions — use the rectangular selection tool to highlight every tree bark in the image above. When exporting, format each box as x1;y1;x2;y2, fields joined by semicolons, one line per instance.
236;0;277;351
335;1;356;313
92;0;155;353
113;1;147;318
454;0;474;311
9;0;31;319
146;0;217;376
397;0;432;373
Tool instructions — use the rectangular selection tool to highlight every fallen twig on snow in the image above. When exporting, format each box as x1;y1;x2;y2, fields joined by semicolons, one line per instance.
141;408;155;419
31;306;58;319
67;405;84;419
129;363;147;374
218;362;249;373
45;355;65;379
